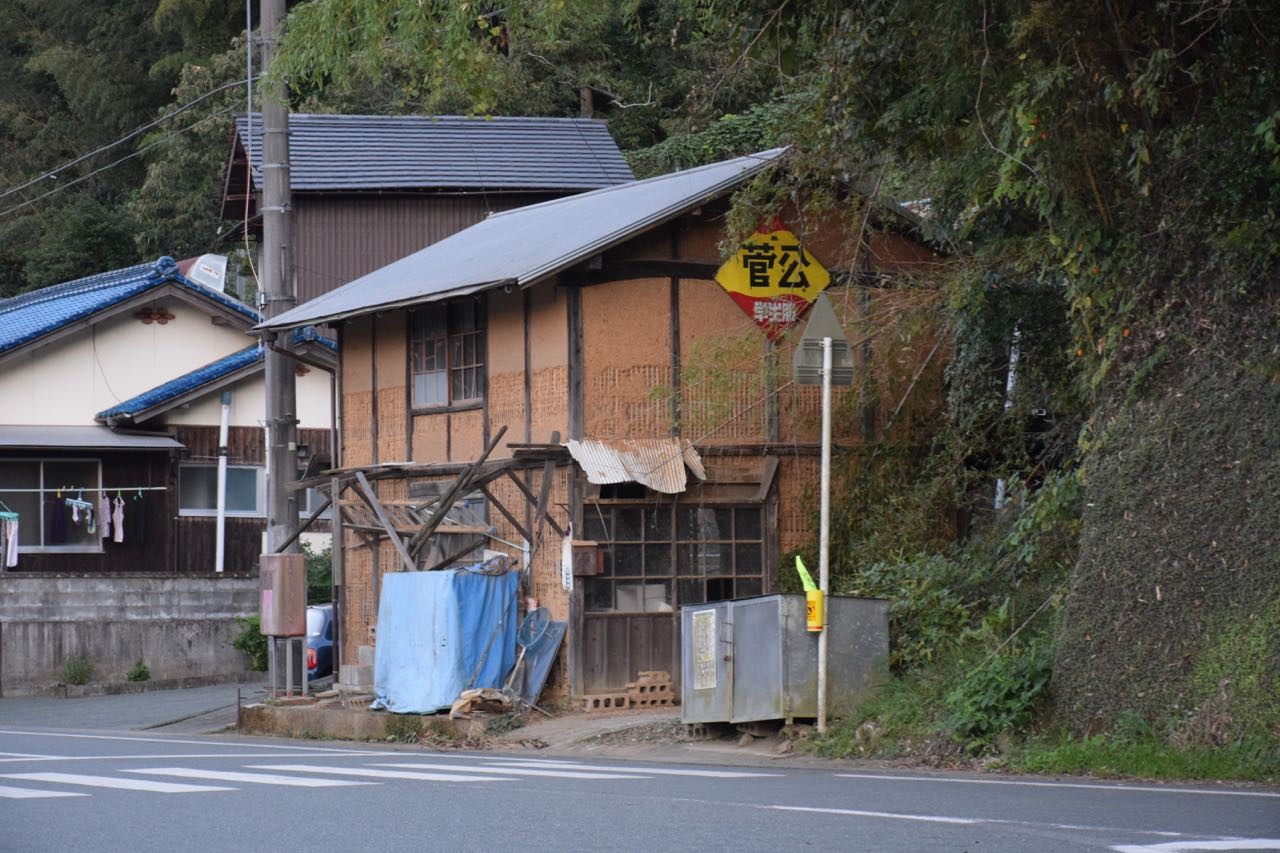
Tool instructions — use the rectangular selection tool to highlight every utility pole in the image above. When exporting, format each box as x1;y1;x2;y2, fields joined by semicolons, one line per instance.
260;0;298;555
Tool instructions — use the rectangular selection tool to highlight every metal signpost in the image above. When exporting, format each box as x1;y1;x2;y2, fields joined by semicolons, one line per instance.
793;293;853;733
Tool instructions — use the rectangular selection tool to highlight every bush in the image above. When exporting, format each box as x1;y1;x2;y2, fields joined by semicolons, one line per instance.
232;614;269;671
126;660;151;682
944;643;1051;751
61;655;92;686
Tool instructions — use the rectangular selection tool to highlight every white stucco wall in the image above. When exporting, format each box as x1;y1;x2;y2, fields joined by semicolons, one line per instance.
0;303;331;429
165;367;332;429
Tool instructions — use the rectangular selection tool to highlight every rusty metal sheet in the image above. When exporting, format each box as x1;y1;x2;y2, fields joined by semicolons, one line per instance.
564;438;706;494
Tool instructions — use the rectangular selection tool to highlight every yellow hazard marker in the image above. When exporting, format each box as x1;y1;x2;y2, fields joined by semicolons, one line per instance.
796;556;824;632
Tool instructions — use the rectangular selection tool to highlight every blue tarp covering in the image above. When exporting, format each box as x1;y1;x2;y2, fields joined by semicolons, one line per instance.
370;568;520;714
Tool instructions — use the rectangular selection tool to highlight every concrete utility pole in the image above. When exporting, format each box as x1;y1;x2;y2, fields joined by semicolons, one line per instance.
260;0;298;554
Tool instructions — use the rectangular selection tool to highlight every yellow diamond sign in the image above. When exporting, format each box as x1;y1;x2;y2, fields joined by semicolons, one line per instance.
715;221;831;340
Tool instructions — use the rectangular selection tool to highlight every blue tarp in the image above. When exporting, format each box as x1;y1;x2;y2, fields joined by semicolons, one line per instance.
370;568;520;714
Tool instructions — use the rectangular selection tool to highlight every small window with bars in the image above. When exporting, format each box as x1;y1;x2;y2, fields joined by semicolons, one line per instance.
410;299;485;408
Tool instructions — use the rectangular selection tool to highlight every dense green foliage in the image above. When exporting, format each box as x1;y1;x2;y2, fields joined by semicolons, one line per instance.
232;613;269;672
0;0;244;296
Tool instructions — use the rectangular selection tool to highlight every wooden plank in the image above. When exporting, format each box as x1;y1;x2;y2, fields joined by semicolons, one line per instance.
272;494;332;554
504;468;565;538
479;483;532;543
354;471;417;572
407;426;508;556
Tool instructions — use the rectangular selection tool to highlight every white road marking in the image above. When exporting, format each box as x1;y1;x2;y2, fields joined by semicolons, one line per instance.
0;752;392;763
0;730;378;753
250;764;513;783
486;759;779;778
0;752;55;759
770;804;978;824
0;772;233;793
835;772;1280;799
0;784;86;799
123;768;379;787
1112;841;1280;852
369;762;648;780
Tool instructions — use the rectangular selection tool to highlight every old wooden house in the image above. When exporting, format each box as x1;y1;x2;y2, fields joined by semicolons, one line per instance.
258;150;945;701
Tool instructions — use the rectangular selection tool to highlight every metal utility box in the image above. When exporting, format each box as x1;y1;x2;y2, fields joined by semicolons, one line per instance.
681;593;888;724
259;553;306;637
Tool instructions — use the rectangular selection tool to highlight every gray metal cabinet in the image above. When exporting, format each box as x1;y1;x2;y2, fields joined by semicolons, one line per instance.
680;593;888;724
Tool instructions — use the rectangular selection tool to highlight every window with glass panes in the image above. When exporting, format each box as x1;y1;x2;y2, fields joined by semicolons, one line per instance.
0;458;102;552
410;300;484;408
583;504;765;613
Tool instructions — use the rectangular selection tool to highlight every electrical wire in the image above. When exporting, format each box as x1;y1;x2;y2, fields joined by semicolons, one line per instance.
0;107;237;219
0;77;254;204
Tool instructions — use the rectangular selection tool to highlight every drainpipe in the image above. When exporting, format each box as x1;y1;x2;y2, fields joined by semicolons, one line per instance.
215;390;232;573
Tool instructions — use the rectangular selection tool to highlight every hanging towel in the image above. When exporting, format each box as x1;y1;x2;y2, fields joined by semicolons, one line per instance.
98;494;111;539
130;494;146;545
50;496;68;545
3;518;17;568
112;497;125;544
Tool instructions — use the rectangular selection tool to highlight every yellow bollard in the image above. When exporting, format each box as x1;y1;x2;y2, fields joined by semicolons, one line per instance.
806;589;824;632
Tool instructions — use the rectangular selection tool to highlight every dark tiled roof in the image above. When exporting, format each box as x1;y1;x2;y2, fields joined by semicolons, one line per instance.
233;113;635;193
0;257;260;356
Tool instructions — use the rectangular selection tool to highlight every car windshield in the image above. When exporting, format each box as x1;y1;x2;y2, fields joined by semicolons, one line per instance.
306;609;326;637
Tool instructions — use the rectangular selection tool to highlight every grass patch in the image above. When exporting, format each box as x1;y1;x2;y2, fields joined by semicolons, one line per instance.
1012;730;1279;783
61;655;93;686
125;660;151;682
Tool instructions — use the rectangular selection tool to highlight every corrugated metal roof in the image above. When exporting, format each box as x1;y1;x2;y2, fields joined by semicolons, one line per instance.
0;425;183;450
234;113;635;193
258;149;786;331
0;257;260;357
96;345;263;423
565;439;706;495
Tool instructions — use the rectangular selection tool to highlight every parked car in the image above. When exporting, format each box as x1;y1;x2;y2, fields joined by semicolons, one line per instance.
306;604;334;681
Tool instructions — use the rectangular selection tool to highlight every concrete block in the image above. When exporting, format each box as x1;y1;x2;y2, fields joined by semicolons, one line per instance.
340;664;373;688
357;645;376;666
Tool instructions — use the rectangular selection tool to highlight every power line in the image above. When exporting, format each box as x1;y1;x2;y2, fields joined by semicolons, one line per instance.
0;107;236;219
0;76;255;205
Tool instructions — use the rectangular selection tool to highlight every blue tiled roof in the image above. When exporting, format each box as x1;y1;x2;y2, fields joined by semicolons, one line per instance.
96;345;264;421
0;257;260;356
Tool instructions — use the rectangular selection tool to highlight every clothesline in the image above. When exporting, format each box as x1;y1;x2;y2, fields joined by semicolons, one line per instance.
0;486;168;493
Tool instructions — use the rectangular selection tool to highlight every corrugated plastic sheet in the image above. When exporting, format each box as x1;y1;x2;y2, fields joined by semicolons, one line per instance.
564;438;706;494
258;149;786;331
234;113;635;193
0;257;259;356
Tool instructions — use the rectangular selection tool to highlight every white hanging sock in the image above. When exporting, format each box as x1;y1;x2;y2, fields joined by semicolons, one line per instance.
98;494;111;539
3;519;17;568
112;497;125;544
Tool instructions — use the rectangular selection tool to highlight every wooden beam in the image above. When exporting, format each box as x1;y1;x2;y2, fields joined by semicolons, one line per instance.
504;467;566;538
355;470;417;572
271;494;332;554
479;483;532;543
407;425;507;557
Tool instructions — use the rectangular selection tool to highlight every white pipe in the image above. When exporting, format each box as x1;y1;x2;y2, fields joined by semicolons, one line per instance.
817;336;832;734
215;390;232;573
994;327;1022;510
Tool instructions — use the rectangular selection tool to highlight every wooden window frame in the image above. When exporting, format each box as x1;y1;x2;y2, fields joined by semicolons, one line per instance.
409;298;486;412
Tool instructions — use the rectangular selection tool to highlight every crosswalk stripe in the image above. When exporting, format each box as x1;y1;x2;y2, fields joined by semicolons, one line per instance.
249;764;513;783
123;768;379;788
485;760;780;778
0;772;233;793
0;784;86;799
369;762;648;780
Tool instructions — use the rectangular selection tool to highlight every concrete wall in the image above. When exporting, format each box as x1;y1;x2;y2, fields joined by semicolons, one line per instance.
0;575;258;697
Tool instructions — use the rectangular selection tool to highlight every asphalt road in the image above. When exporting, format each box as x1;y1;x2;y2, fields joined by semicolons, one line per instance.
1;725;1277;853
